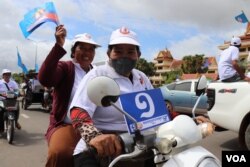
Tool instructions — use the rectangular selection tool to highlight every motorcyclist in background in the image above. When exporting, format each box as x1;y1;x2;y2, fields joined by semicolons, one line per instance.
43;86;53;110
0;69;21;130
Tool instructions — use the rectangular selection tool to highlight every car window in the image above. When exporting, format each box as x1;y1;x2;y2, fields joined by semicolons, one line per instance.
166;83;175;90
174;82;191;91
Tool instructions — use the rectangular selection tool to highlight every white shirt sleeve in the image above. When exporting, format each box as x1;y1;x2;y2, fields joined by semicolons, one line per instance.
0;81;5;92
231;47;239;61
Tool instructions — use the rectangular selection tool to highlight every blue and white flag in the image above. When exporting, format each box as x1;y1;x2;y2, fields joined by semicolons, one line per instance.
17;48;28;74
235;12;249;23
35;63;39;73
19;2;59;38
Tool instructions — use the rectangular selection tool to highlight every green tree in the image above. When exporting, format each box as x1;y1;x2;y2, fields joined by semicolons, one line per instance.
239;58;247;73
12;73;24;84
135;58;155;76
12;69;37;84
181;54;204;74
163;69;183;84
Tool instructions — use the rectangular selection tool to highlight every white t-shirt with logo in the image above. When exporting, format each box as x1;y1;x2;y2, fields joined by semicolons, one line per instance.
218;46;239;80
69;62;153;155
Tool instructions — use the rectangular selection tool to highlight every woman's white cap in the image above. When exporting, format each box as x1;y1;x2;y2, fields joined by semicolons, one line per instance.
109;27;140;46
72;33;101;47
2;69;11;75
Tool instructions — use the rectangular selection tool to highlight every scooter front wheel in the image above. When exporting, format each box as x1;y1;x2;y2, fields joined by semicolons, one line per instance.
6;120;14;144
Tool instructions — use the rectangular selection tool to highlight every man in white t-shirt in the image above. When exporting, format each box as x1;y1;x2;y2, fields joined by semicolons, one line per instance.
70;27;154;167
0;69;21;131
30;74;43;93
0;69;19;92
218;36;250;82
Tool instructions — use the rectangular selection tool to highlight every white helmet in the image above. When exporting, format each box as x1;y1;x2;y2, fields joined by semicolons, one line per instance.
231;37;241;46
2;69;11;75
72;33;101;47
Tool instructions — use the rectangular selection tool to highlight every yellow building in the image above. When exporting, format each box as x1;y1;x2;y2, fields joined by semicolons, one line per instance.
218;23;250;62
150;49;182;86
150;48;218;86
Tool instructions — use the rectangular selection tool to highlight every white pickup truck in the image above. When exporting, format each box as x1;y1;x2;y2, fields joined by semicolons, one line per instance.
206;81;250;150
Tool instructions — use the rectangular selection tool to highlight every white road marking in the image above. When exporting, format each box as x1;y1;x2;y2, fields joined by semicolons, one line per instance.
21;113;30;119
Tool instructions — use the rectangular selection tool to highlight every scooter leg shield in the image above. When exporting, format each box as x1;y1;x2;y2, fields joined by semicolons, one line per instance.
162;146;221;167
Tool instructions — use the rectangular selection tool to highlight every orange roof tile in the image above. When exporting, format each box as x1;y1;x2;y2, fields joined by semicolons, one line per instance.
170;60;183;69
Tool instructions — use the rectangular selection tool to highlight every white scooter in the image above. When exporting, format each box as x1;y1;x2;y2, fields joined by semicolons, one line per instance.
87;75;221;167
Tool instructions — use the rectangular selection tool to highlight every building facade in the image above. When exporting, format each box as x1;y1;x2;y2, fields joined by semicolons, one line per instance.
150;49;182;86
150;48;218;86
218;23;250;65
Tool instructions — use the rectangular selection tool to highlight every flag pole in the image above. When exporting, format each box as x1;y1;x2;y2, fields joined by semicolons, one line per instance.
35;42;37;72
16;46;19;74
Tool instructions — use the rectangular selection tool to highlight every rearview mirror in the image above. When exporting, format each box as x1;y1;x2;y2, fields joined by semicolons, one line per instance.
195;75;207;96
86;76;139;128
87;76;120;107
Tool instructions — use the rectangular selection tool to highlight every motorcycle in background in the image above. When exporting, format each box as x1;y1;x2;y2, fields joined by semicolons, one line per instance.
21;79;45;110
86;76;221;167
20;80;32;110
43;87;53;113
0;90;19;144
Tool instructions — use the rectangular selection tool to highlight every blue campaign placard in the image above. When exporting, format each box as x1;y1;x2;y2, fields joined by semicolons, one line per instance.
119;88;171;134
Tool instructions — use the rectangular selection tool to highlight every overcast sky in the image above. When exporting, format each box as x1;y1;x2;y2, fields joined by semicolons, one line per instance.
1;0;249;73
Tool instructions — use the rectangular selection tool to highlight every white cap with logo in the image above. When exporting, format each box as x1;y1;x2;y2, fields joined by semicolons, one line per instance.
72;33;101;47
109;27;140;46
2;69;11;75
231;37;241;46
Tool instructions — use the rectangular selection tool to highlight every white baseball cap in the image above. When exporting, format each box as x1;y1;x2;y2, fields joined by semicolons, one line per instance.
109;27;140;46
231;37;241;46
72;33;101;47
2;69;11;75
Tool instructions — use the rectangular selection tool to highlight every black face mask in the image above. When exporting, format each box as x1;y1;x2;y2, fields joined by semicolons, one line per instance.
110;58;137;76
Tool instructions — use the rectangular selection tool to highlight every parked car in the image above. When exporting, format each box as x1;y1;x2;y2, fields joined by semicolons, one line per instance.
207;81;250;150
159;79;208;117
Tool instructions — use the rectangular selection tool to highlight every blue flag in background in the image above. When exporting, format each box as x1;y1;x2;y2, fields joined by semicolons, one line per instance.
235;12;249;23
17;49;28;74
19;2;59;38
35;63;39;73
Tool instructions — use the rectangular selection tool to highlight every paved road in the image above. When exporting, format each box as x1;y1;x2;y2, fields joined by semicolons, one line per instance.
194;129;241;161
0;103;244;167
0;104;49;167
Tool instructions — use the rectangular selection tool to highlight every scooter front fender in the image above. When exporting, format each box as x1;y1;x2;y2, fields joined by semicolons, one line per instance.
162;146;221;167
7;112;15;120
